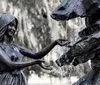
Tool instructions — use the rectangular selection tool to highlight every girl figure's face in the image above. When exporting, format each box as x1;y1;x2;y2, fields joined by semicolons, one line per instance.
7;24;16;37
6;20;17;38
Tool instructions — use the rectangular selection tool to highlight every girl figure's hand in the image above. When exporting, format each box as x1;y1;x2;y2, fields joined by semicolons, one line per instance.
55;39;70;46
36;60;52;70
49;60;65;77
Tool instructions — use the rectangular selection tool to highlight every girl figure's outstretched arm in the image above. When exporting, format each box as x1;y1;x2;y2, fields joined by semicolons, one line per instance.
18;39;69;59
0;47;50;71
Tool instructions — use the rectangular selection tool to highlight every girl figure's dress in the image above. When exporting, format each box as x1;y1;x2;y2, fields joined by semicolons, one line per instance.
0;43;27;85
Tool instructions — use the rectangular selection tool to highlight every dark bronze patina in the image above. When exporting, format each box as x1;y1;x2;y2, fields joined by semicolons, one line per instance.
0;13;67;85
51;0;100;84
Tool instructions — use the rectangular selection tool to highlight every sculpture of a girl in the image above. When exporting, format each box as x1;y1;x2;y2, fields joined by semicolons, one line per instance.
0;13;67;85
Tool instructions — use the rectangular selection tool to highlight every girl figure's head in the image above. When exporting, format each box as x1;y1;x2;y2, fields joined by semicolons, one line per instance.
5;19;18;40
0;13;18;42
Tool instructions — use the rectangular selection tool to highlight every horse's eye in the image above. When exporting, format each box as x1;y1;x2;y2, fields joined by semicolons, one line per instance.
58;6;65;10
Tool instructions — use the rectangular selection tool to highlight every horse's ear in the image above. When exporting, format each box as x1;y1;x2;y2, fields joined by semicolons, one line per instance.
82;0;100;15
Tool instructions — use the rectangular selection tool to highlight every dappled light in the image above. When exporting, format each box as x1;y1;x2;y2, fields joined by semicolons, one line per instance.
0;0;91;85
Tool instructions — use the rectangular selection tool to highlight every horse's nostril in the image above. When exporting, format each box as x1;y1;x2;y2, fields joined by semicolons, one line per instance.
68;12;78;19
51;14;58;19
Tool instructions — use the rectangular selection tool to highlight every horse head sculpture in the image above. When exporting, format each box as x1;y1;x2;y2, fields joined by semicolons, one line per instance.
51;0;100;21
51;0;100;67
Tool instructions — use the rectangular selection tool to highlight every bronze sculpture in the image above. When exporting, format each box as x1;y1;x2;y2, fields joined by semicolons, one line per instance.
0;13;68;85
51;0;100;84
